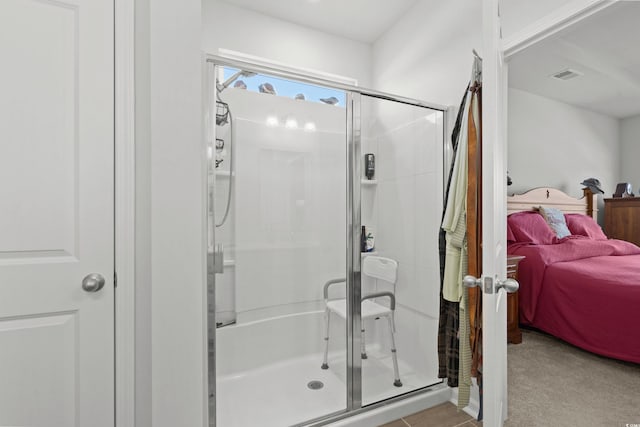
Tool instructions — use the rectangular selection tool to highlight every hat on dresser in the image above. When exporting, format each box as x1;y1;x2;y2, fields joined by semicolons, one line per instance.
580;178;604;194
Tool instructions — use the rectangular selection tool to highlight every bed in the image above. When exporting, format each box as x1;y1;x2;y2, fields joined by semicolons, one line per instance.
506;187;640;364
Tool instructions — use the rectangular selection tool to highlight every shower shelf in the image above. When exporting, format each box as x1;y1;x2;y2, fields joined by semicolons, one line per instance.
214;170;234;178
361;179;377;185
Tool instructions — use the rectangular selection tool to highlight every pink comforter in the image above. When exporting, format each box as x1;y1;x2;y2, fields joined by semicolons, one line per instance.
509;236;640;363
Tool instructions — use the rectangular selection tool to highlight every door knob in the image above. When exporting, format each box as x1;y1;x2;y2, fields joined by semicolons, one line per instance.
82;273;106;292
497;278;519;293
463;275;482;288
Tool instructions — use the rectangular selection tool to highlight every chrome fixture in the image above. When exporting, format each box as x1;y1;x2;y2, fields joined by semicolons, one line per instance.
216;70;257;93
82;273;106;292
463;275;519;294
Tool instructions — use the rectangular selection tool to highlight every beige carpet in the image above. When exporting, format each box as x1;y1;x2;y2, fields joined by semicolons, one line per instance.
506;329;640;427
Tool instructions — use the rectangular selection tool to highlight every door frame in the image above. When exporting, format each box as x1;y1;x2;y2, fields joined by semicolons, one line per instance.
480;1;509;425
115;0;136;425
502;0;617;58
480;0;619;425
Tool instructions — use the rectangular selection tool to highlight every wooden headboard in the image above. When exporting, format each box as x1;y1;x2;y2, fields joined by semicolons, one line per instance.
507;187;597;219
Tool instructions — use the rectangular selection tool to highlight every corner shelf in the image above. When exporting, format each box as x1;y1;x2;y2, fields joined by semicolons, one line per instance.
361;179;377;185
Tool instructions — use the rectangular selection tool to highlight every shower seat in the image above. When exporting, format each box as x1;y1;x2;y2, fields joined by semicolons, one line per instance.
321;256;402;387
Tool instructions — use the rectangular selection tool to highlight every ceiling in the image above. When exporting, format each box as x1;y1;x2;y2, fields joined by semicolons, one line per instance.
219;0;419;43
508;1;640;119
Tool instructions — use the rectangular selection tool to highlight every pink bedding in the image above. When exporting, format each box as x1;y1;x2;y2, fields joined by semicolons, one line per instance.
509;236;640;363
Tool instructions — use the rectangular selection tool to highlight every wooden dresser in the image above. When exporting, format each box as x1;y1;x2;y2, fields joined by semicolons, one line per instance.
507;255;525;344
604;197;640;246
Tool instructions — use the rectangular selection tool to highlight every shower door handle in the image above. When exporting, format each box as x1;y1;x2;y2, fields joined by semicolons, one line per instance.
213;243;224;274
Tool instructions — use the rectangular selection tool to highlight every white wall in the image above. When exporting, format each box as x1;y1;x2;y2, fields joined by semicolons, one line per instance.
373;0;596;105
621;115;640;192
202;0;372;87
507;88;620;222
372;0;481;107
148;1;206;426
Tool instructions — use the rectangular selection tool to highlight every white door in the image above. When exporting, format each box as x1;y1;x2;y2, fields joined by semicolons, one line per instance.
0;0;114;426
481;0;509;425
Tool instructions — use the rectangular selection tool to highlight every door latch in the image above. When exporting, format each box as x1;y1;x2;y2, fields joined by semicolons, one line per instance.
464;275;519;294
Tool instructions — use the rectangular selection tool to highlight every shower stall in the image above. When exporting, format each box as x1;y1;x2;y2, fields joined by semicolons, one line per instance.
206;55;448;427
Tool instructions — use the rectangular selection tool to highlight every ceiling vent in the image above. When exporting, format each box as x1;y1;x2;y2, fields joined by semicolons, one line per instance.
550;68;583;80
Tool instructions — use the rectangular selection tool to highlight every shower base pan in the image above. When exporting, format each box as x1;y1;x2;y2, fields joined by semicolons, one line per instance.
216;351;444;427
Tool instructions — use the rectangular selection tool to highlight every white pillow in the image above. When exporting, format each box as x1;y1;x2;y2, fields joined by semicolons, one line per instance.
539;206;571;239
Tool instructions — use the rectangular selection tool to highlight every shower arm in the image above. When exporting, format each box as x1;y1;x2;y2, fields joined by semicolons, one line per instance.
216;71;242;92
216;70;257;93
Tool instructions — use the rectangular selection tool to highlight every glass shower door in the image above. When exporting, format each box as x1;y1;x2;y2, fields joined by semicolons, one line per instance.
208;63;349;427
207;58;449;426
358;94;445;405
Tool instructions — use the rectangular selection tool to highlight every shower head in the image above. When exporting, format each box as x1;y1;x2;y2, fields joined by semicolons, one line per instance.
217;70;257;92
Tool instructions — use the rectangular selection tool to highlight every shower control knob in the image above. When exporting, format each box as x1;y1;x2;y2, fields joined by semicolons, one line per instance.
82;273;106;293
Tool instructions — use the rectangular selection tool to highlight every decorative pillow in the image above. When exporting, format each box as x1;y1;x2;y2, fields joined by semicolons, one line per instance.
507;211;557;244
565;214;608;240
539;206;571;239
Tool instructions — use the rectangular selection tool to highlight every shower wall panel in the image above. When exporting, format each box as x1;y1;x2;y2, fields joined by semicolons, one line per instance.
212;120;236;326
219;89;347;323
361;98;444;403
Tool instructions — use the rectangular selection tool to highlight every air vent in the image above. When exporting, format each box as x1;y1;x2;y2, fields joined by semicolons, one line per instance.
550;68;583;80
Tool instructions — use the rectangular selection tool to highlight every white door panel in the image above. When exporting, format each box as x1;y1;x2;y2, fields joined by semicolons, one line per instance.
0;313;77;426
482;0;508;425
0;0;114;425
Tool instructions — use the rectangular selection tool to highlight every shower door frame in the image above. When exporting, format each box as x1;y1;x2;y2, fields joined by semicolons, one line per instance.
205;54;449;426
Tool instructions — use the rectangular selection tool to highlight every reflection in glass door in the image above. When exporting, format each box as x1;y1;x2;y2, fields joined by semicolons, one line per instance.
359;95;444;405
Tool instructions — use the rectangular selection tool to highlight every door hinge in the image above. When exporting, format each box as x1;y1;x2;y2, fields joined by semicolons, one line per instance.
114;271;118;288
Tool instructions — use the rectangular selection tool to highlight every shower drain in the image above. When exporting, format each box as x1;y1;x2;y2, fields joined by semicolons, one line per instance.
307;380;324;390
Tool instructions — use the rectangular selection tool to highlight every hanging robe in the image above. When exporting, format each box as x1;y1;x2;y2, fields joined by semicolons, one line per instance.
444;117;471;406
437;85;470;387
438;55;483;406
469;82;483;378
458;85;481;409
469;81;484;422
441;95;470;303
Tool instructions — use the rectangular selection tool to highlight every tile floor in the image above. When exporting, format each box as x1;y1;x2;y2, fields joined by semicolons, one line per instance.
380;402;481;427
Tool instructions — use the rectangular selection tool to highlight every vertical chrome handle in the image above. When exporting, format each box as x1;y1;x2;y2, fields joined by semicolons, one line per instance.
213;243;224;274
82;273;106;292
